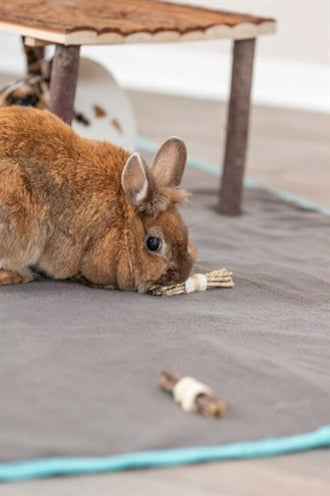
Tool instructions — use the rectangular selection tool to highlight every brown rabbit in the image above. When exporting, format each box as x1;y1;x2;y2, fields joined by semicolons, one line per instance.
0;106;196;291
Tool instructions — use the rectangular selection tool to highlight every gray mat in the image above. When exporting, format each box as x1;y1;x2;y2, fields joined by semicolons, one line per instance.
1;167;329;462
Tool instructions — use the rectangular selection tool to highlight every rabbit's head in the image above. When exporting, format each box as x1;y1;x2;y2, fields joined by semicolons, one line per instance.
121;137;197;292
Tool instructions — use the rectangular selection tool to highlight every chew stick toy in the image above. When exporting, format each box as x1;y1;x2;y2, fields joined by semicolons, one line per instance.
149;267;234;296
159;369;226;418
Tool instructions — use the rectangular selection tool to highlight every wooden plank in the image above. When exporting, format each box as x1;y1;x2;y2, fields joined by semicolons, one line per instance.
219;38;256;215
0;0;276;46
24;37;50;47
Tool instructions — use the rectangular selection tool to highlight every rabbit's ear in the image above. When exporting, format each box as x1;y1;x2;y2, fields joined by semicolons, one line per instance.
151;137;187;187
121;152;154;206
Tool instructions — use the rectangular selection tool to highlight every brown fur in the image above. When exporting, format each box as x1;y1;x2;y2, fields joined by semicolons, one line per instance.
0;106;196;291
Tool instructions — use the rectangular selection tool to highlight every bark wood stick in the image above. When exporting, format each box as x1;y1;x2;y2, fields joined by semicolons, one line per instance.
22;37;45;75
159;369;226;418
219;38;256;215
49;44;80;124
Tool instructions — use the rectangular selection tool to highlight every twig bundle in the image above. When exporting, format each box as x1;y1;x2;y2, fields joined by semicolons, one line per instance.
149;267;234;296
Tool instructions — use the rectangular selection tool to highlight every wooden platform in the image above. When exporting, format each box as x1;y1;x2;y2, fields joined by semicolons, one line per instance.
0;0;277;215
0;0;276;46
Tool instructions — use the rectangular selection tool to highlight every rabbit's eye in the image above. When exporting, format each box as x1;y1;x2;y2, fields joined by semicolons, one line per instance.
146;236;161;252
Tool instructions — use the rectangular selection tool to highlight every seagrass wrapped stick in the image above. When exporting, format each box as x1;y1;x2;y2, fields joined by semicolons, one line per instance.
159;369;226;418
149;267;234;296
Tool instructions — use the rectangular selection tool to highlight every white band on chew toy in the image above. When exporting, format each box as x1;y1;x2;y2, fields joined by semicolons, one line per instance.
185;273;208;294
173;376;213;412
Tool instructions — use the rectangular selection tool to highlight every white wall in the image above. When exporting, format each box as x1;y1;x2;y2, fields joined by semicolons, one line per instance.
166;0;329;66
0;1;328;112
83;0;329;113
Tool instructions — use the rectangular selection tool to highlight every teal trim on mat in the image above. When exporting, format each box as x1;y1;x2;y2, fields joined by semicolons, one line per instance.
137;136;330;216
1;425;329;481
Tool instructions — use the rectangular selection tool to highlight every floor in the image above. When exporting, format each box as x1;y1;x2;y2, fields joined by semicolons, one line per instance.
129;91;329;209
2;91;329;495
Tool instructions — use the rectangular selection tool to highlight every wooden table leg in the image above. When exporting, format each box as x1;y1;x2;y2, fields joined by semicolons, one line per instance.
49;45;80;124
22;37;45;75
218;38;256;215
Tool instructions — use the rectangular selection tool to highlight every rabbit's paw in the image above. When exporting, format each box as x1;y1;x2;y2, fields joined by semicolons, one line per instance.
0;269;33;286
72;273;102;288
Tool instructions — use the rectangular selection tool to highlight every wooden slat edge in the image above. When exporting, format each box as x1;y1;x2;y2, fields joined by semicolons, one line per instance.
0;22;66;43
24;37;50;47
0;20;276;46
